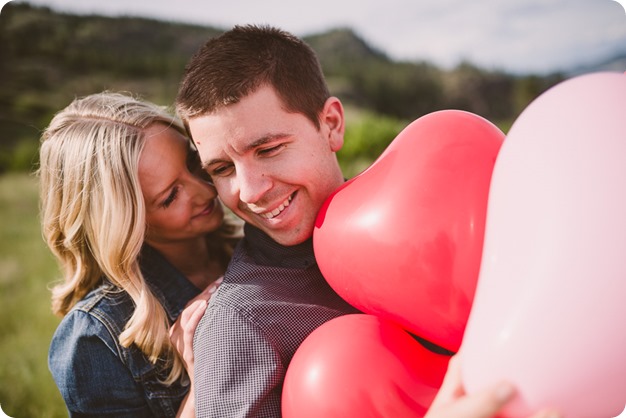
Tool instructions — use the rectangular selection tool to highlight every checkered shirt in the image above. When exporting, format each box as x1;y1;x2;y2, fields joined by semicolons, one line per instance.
193;224;360;417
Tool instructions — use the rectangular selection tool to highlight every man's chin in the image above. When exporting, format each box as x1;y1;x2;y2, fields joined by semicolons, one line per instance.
263;226;313;247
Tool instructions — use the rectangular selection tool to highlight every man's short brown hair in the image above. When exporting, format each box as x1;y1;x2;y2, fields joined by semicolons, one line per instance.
176;25;330;130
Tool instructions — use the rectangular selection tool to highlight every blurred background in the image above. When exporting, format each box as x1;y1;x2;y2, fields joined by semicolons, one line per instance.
1;1;624;416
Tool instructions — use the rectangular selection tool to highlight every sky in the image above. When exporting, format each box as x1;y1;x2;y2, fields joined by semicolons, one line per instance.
5;0;626;74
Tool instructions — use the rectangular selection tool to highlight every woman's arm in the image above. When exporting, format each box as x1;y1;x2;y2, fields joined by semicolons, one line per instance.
49;312;153;417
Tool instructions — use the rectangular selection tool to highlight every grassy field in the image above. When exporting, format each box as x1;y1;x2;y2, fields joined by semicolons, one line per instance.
0;155;377;417
0;173;67;417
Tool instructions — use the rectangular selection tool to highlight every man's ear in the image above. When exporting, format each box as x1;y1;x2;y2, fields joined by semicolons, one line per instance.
320;96;345;152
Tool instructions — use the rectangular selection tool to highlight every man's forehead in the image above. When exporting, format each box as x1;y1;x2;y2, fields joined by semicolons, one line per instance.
188;116;235;150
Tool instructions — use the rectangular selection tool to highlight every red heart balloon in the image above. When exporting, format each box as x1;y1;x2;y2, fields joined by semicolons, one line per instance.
314;110;504;352
282;314;451;418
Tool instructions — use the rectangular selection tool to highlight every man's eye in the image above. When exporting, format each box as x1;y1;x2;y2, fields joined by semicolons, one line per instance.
211;164;235;177
258;144;284;156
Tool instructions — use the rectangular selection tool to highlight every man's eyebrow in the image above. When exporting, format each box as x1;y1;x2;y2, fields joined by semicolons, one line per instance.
246;133;290;150
202;158;227;170
202;133;291;168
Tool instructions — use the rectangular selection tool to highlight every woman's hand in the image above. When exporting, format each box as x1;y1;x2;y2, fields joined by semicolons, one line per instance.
170;277;222;418
425;356;561;418
170;277;222;379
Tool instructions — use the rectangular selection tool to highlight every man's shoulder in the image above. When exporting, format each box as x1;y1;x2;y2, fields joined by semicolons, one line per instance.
205;279;288;316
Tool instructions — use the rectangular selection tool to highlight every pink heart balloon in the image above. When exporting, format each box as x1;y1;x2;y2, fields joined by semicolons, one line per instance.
461;72;626;417
314;110;504;352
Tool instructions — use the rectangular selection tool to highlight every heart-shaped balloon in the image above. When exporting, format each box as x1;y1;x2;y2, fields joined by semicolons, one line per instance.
282;314;451;418
314;110;504;352
460;72;626;417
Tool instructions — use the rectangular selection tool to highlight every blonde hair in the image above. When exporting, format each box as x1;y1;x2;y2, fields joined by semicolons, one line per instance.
38;91;233;384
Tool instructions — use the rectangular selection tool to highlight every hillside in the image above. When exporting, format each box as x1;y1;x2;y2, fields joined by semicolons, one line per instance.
2;1;612;172
1;2;222;168
569;53;626;76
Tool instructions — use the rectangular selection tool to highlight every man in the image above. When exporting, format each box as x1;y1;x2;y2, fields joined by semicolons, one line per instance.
176;25;359;417
176;25;560;418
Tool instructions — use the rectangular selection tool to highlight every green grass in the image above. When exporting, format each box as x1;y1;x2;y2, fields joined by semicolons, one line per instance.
0;173;66;417
0;163;378;418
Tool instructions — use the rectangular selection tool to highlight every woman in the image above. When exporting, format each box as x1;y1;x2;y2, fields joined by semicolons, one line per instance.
39;92;240;417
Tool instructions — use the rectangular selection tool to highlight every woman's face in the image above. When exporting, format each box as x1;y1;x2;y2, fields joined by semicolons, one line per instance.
139;123;224;246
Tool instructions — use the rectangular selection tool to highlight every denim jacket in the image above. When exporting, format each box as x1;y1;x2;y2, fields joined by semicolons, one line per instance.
48;245;202;417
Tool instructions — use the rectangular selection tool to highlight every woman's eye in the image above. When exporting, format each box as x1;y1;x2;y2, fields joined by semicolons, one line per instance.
161;187;179;208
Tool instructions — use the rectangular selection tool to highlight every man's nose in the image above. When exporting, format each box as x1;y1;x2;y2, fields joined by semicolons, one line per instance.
237;166;272;205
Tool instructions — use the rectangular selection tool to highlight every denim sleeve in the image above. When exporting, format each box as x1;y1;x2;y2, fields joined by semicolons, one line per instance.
48;309;153;417
193;305;285;418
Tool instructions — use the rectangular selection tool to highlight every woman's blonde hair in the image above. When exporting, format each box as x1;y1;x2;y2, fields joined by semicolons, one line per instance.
38;91;234;384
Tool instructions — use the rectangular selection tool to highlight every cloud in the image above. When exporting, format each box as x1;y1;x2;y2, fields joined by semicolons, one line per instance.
363;0;626;72
19;0;626;73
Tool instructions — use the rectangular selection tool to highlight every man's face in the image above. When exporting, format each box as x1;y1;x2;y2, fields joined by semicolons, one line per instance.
188;85;345;246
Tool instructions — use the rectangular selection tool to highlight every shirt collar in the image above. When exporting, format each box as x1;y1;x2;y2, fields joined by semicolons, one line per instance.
139;245;202;323
242;223;317;269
